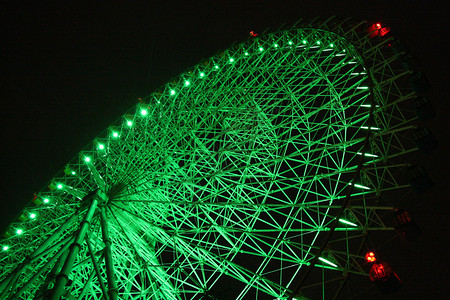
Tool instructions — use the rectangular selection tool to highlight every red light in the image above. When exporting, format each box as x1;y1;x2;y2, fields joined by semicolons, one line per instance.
365;251;377;262
369;262;402;293
249;31;258;37
369;261;394;282
370;263;387;280
367;23;383;38
379;27;391;37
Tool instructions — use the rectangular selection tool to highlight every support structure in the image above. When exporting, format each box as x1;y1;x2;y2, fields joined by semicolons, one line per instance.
99;204;118;300
49;194;98;300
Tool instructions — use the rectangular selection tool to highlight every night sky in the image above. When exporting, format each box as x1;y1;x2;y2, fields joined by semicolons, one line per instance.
1;1;448;298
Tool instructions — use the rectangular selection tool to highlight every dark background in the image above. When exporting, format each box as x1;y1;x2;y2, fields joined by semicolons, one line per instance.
1;1;448;298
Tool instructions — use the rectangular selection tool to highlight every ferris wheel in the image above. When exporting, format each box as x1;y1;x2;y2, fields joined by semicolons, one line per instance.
0;17;433;299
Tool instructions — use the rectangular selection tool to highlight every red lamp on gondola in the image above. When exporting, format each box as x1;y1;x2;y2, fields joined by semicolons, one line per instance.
365;251;402;294
365;251;377;263
367;22;391;38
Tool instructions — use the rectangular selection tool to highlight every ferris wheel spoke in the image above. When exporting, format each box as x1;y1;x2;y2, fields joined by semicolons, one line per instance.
107;208;182;299
114;200;304;292
112;202;287;297
178;234;289;298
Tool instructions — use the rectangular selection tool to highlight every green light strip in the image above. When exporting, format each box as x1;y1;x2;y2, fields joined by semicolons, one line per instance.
338;218;358;227
318;257;338;268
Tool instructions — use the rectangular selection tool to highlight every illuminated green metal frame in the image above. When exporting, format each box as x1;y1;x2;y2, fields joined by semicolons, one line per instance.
0;17;419;299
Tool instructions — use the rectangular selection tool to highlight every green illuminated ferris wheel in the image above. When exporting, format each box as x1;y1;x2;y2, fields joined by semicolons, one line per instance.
0;17;423;299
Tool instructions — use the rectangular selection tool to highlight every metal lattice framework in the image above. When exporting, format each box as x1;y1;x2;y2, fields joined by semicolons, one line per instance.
0;17;419;299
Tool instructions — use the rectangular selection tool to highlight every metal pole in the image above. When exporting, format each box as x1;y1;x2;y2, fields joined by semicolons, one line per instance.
0;270;17;299
0;214;77;298
49;196;98;300
78;267;99;299
33;212;78;257
9;237;73;299
100;204;118;300
85;235;109;299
